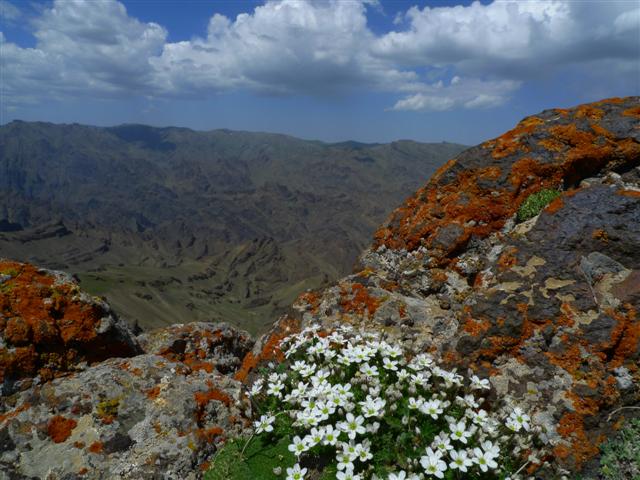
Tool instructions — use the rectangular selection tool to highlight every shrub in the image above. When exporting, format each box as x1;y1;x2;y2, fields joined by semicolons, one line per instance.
208;325;536;479
516;189;561;222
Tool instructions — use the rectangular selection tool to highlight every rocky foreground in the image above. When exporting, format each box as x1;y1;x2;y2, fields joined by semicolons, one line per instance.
1;97;639;479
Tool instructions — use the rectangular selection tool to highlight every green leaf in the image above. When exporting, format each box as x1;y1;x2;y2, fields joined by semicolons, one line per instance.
205;435;295;480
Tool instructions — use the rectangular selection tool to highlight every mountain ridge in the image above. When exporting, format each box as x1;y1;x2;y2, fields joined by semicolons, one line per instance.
0;122;465;332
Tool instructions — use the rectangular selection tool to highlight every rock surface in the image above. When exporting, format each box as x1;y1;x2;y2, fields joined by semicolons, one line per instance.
0;265;254;479
249;97;640;477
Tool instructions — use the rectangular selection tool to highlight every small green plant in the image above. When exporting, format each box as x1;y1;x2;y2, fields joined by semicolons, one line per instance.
600;417;640;480
517;189;561;222
207;325;537;479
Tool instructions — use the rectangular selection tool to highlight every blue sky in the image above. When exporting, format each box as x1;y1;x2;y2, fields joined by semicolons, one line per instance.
1;0;638;145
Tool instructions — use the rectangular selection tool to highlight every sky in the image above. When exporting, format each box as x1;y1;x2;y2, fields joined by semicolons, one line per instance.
0;0;639;145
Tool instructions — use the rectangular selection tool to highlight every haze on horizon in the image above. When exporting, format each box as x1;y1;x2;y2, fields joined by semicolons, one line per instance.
1;0;639;145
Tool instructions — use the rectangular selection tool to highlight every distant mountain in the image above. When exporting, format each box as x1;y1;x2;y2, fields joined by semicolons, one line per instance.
0;121;465;333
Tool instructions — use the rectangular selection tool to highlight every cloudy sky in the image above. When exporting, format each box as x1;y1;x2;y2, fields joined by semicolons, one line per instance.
1;0;638;144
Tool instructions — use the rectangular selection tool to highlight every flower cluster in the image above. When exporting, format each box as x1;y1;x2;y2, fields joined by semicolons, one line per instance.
248;325;534;480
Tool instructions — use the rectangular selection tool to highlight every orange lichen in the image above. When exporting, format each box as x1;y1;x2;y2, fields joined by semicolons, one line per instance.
497;248;518;271
574;105;605;121
339;283;381;319
197;426;225;443
566;390;600;415
0;402;30;424
194;388;232;408
556;412;601;469
295;291;321;313
592;229;609;243
235;315;301;384
617;189;640;198
88;441;103;454
47;415;77;443
605;304;639;368
622;105;640;118
0;261;137;384
485;116;544;159
545;343;583;375
545;196;564;215
146;385;161;399
463;317;491;337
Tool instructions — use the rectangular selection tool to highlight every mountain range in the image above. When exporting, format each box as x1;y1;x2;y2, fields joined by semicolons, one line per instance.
0;121;464;333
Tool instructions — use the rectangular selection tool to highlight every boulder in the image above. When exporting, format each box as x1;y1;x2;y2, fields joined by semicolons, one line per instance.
0;260;141;395
255;97;640;476
0;353;250;479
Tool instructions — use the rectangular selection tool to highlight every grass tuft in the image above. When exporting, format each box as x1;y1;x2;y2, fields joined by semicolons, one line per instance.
600;417;640;480
517;189;561;222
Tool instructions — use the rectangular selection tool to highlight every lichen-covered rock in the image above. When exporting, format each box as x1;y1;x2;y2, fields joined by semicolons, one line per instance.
0;353;251;479
0;260;141;395
250;97;640;477
0;263;254;479
138;322;254;376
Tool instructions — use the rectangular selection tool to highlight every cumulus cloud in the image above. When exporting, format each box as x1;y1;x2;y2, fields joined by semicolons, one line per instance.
1;0;638;112
1;0;166;104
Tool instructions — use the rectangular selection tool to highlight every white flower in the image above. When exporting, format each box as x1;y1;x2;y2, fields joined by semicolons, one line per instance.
508;407;531;431
359;395;386;418
253;414;275;434
288;436;309;457
471;375;491;390
339;413;366;440
449;420;473;444
388;471;406;480
360;363;379;377
336;451;354;471
383;357;398;371
357;440;373;462
249;379;263;396
286;463;307;480
420;398;443;420
431;432;454;452
322;424;339;446
336;471;360;480
305;427;323;447
473;446;499;472
449;449;473;472
420;448;447;479
266;380;285;398
408;397;423;410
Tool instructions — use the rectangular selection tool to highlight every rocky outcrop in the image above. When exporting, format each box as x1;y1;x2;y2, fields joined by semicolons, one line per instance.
0;260;140;395
0;265;254;479
253;97;640;476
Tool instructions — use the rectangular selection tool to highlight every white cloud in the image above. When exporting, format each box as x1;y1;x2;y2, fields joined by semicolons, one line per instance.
1;0;638;112
1;0;166;105
0;0;21;22
390;77;520;112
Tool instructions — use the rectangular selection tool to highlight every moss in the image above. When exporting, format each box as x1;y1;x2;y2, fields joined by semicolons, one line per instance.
517;189;562;222
600;417;640;480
